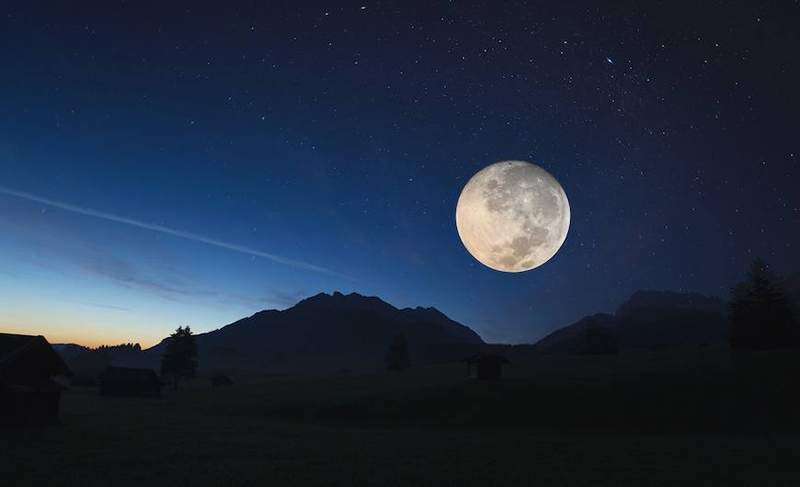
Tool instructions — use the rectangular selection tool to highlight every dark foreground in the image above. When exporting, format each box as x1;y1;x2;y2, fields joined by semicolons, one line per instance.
4;349;800;486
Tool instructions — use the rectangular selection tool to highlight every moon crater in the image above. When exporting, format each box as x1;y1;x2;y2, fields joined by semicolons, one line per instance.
456;160;570;272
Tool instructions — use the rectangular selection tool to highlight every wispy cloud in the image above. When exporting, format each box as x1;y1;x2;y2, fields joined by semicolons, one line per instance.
8;227;298;310
0;186;349;279
74;301;132;312
264;288;309;308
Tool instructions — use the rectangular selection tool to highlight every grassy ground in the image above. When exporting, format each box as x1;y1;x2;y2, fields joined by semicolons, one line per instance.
4;350;800;486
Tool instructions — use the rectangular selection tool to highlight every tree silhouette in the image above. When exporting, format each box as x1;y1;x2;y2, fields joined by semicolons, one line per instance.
160;326;198;389
729;259;797;350
385;333;410;371
97;343;142;353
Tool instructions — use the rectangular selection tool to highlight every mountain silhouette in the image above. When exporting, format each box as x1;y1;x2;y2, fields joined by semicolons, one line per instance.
144;291;484;370
534;313;617;354
787;272;800;307
52;343;91;362
535;290;727;353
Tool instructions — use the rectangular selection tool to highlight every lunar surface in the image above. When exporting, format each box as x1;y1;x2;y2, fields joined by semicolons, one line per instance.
456;160;570;272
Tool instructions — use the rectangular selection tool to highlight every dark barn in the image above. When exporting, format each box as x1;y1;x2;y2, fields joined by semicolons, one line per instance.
465;354;510;381
100;366;161;398
0;333;71;426
211;375;233;387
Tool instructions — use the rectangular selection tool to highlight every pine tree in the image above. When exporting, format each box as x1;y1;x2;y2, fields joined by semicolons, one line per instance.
729;259;797;350
160;326;198;389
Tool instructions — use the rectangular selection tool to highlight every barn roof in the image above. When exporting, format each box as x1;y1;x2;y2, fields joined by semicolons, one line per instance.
0;333;39;360
0;333;72;380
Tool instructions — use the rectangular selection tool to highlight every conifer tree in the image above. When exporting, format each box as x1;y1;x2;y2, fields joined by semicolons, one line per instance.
161;326;198;389
729;259;797;350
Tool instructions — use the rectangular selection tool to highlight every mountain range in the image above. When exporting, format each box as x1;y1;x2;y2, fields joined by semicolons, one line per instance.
147;291;484;369
534;272;800;354
59;292;484;372
534;290;728;353
56;274;800;371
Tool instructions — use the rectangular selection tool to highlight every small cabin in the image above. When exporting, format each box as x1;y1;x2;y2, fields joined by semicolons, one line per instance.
464;353;509;381
99;366;161;398
211;375;233;387
0;333;72;426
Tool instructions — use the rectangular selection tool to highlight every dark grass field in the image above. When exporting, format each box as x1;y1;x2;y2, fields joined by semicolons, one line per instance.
4;348;800;486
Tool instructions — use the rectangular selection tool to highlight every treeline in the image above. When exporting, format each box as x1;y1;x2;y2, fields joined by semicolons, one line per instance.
68;343;145;385
69;328;200;390
96;343;142;353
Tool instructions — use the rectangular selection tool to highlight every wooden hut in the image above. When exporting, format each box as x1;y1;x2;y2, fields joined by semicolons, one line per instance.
0;333;72;426
99;366;161;398
464;353;509;381
211;375;233;387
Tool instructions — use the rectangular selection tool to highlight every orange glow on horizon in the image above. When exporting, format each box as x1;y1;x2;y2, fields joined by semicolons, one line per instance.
0;321;163;349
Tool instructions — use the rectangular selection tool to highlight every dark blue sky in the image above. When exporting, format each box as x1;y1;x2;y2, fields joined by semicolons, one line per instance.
0;2;798;346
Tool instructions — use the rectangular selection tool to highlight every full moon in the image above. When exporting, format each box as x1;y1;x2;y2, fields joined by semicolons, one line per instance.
456;160;570;272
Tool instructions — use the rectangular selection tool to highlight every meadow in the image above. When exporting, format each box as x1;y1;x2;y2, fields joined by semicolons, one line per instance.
4;348;800;486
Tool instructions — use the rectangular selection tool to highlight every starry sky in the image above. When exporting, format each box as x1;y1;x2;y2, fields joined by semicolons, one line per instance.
0;2;798;347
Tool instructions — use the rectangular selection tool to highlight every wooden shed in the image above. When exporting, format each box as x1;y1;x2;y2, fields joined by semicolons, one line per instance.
0;333;72;426
211;375;233;387
464;353;510;381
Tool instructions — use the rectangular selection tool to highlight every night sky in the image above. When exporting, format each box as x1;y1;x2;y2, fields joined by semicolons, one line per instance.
1;2;798;347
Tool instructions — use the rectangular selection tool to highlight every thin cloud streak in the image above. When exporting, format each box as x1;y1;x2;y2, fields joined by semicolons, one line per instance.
0;186;350;279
